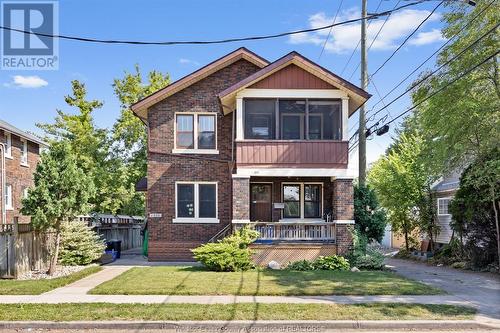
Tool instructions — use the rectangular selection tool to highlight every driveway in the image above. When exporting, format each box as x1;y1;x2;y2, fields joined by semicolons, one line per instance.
385;258;500;319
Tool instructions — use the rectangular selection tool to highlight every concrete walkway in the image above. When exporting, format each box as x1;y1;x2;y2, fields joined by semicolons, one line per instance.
385;258;500;319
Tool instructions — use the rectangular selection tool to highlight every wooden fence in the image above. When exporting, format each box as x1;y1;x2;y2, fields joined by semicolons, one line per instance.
0;223;53;279
0;214;144;279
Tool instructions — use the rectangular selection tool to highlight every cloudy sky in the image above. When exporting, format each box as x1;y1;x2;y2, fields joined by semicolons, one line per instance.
0;0;449;167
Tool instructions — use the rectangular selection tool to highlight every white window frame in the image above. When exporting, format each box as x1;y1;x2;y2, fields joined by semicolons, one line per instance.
173;181;219;223
20;138;28;166
173;112;218;154
437;197;452;216
5;184;13;210
22;187;29;199
4;132;12;158
281;182;323;221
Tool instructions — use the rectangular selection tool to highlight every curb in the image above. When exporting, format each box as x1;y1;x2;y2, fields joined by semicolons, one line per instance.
0;320;499;332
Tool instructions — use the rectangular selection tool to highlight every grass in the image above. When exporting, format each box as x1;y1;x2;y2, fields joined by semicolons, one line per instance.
0;266;101;295
90;266;442;296
0;303;475;321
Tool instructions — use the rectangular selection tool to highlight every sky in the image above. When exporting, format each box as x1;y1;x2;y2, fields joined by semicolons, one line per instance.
0;0;449;167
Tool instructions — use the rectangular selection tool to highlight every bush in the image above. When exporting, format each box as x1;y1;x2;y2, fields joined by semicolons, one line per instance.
347;229;385;270
191;226;259;272
354;184;387;243
286;255;350;271
59;220;106;266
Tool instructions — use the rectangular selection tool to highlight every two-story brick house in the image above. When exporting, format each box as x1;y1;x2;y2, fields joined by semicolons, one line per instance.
0;119;46;225
132;48;370;263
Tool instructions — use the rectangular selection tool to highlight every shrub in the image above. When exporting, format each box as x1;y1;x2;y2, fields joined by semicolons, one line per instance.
351;250;385;270
286;255;350;271
191;226;259;272
59;220;106;266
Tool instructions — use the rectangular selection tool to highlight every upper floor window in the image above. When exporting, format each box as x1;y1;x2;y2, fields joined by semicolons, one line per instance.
4;132;12;158
175;113;217;153
438;198;451;215
20;138;28;165
244;99;341;140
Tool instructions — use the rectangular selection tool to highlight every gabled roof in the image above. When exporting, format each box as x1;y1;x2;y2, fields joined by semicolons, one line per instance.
218;51;371;116
0;119;47;147
130;47;269;120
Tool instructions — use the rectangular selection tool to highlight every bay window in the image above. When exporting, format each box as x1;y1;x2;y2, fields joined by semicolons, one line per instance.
175;113;217;153
243;99;342;140
174;182;218;223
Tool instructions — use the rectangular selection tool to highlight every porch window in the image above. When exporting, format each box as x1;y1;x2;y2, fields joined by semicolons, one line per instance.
174;182;218;223
279;100;305;139
176;115;194;149
244;99;275;139
308;101;342;140
304;184;321;218
283;184;300;218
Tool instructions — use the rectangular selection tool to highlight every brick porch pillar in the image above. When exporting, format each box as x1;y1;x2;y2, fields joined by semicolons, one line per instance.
332;178;355;254
232;175;250;222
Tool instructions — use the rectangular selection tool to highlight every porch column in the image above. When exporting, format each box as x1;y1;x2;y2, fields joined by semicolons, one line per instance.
333;178;355;254
232;175;250;223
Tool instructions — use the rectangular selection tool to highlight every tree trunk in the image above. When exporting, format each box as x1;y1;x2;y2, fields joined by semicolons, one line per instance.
404;230;409;251
48;227;61;276
492;197;500;267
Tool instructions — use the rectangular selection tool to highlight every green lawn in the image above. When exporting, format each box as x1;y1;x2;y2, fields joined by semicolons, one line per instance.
90;266;442;296
0;303;475;321
0;266;101;295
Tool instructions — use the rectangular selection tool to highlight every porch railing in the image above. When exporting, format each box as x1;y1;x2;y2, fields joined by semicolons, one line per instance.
233;221;336;242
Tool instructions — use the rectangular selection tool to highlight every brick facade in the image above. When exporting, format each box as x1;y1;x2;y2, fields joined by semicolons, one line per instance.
146;59;262;261
0;129;42;224
232;176;250;221
333;179;354;254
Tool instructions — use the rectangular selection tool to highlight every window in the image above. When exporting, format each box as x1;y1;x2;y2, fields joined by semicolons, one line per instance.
20;139;28;165
283;184;301;218
282;183;323;220
176;114;194;149
438;198;451;215
4;132;11;158
5;184;12;210
175;113;217;152
243;99;342;140
198;115;216;149
22;187;29;199
244;99;276;139
174;182;218;223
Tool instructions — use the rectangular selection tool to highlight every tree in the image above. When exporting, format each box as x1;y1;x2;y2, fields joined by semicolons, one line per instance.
354;184;387;243
368;132;436;251
21;141;95;275
112;66;170;215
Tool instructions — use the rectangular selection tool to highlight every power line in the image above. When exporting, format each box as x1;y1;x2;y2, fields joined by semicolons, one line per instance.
339;0;384;75
318;0;345;61
365;21;499;129
364;0;497;122
368;1;443;81
0;1;424;46
369;49;499;132
347;0;401;81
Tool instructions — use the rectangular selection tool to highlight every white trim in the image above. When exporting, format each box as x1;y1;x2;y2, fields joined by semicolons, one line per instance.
231;174;250;179
232;219;251;224
281;182;323;220
236;89;348;99
20;138;28;166
4;184;12;211
341;97;349;140
334;219;355;224
236;98;244;140
174;181;219;223
236;167;356;178
437;197;452;216
173;112;218;154
4;132;12;158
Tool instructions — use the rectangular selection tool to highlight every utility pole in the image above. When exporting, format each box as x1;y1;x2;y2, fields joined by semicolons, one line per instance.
358;0;368;186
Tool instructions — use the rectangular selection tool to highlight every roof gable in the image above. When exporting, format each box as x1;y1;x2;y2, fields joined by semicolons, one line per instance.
131;47;269;120
249;64;335;90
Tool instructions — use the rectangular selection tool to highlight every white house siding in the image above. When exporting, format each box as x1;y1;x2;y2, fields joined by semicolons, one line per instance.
435;214;453;244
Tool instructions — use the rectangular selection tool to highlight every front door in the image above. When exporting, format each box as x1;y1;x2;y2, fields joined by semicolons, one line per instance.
250;183;272;222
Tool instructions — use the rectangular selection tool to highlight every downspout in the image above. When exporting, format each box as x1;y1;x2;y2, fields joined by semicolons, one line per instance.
0;143;5;225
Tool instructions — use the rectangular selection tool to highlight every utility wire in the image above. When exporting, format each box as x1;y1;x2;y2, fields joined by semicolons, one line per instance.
339;0;384;75
0;1;424;46
365;21;499;129
318;0;345;61
365;0;497;122
368;1;443;81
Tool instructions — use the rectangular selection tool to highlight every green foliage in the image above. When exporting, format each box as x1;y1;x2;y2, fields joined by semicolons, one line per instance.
449;149;500;268
191;227;259;272
286;255;350;271
354;184;387;243
59;220;106;266
347;230;385;270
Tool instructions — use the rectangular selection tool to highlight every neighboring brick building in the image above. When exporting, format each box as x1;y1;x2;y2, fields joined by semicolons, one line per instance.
132;48;370;263
0;119;46;225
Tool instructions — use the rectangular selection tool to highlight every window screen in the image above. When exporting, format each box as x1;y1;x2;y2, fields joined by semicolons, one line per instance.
244;99;276;139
